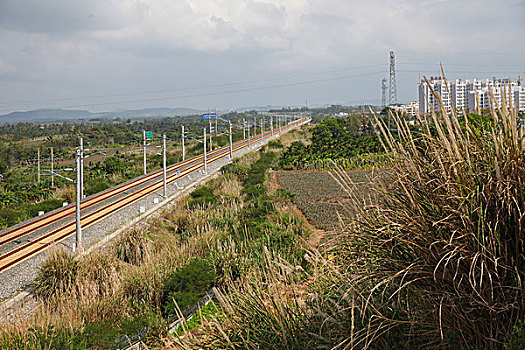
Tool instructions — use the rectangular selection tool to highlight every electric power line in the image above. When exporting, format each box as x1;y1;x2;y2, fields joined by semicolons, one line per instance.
0;70;386;113
0;64;387;112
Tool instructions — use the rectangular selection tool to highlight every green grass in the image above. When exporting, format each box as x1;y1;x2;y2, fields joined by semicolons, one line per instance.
175;302;219;336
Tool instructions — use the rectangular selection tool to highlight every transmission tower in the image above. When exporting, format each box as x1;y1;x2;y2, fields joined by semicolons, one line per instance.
381;78;387;107
388;51;397;105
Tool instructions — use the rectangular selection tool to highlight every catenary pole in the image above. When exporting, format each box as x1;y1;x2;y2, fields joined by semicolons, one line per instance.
208;108;212;152
181;125;185;161
37;147;40;183
203;127;207;173
143;130;147;175
229;121;233;159
247;121;251;148
261;118;263;142
162;134;167;198
50;147;54;188
79;137;84;199
75;148;82;253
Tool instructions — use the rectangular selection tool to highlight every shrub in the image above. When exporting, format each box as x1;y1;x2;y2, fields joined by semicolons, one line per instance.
85;179;111;196
221;163;249;182
161;258;217;317
0;207;28;229
268;139;284;149
116;229;149;266
276;188;296;204
0;315;162;350
187;186;216;208
26;199;63;217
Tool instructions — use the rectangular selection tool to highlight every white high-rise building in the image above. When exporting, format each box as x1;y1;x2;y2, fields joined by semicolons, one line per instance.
514;87;525;112
419;77;525;115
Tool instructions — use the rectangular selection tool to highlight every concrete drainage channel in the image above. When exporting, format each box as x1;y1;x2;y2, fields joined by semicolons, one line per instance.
0;126;303;323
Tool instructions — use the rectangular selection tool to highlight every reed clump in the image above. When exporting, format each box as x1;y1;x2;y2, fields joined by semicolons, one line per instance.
333;73;525;348
185;74;525;349
32;248;79;301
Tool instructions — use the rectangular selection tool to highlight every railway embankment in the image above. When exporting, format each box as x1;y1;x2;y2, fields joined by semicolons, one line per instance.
0;119;308;309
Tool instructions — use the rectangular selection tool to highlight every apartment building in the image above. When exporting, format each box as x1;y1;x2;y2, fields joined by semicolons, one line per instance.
391;101;419;117
419;77;525;115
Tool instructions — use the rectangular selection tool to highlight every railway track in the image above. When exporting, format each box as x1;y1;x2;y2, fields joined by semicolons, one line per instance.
0;119;306;274
0;131;251;248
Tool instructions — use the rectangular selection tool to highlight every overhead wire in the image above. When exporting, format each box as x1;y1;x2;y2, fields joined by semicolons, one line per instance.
2;59;521;113
2;63;388;107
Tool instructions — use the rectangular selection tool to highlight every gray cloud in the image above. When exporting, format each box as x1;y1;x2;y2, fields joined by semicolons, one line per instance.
0;0;524;113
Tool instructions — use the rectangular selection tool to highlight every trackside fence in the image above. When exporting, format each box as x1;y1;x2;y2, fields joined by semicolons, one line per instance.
114;289;215;350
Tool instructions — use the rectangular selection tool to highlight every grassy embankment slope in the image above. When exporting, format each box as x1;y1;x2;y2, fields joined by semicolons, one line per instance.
186;83;525;349
0;128;311;349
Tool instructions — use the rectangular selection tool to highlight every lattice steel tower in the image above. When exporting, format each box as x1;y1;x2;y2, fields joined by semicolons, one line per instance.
381;78;387;107
389;51;397;105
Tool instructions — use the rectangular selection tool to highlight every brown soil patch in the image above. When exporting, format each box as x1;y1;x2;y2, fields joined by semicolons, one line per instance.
318;197;353;204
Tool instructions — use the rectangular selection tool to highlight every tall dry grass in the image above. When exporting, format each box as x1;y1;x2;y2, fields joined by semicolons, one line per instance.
328;70;525;348
180;72;525;349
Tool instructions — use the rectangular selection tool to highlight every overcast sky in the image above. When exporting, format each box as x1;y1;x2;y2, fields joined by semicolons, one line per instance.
0;0;524;113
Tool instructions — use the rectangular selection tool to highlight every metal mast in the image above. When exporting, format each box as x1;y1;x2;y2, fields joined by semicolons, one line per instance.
181;125;185;161
381;78;387;107
389;51;397;105
203;127;207;173
228;121;233;160
162;134;167;198
75;148;82;252
79;137;84;199
143;130;147;175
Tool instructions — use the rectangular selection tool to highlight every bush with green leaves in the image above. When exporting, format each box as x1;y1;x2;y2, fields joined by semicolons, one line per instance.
267;139;284;149
161;258;218;317
0;314;163;350
26;199;63;217
278;116;381;168
187;185;217;208
85;178;111;196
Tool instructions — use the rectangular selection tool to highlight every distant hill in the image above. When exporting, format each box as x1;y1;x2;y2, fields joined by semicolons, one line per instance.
0;109;93;123
100;107;203;119
0;107;204;123
232;105;285;112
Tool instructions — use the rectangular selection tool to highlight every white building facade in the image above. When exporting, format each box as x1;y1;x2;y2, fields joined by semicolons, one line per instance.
419;77;525;115
391;101;419;117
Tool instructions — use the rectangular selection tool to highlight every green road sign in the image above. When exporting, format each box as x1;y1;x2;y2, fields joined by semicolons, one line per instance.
146;131;153;139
